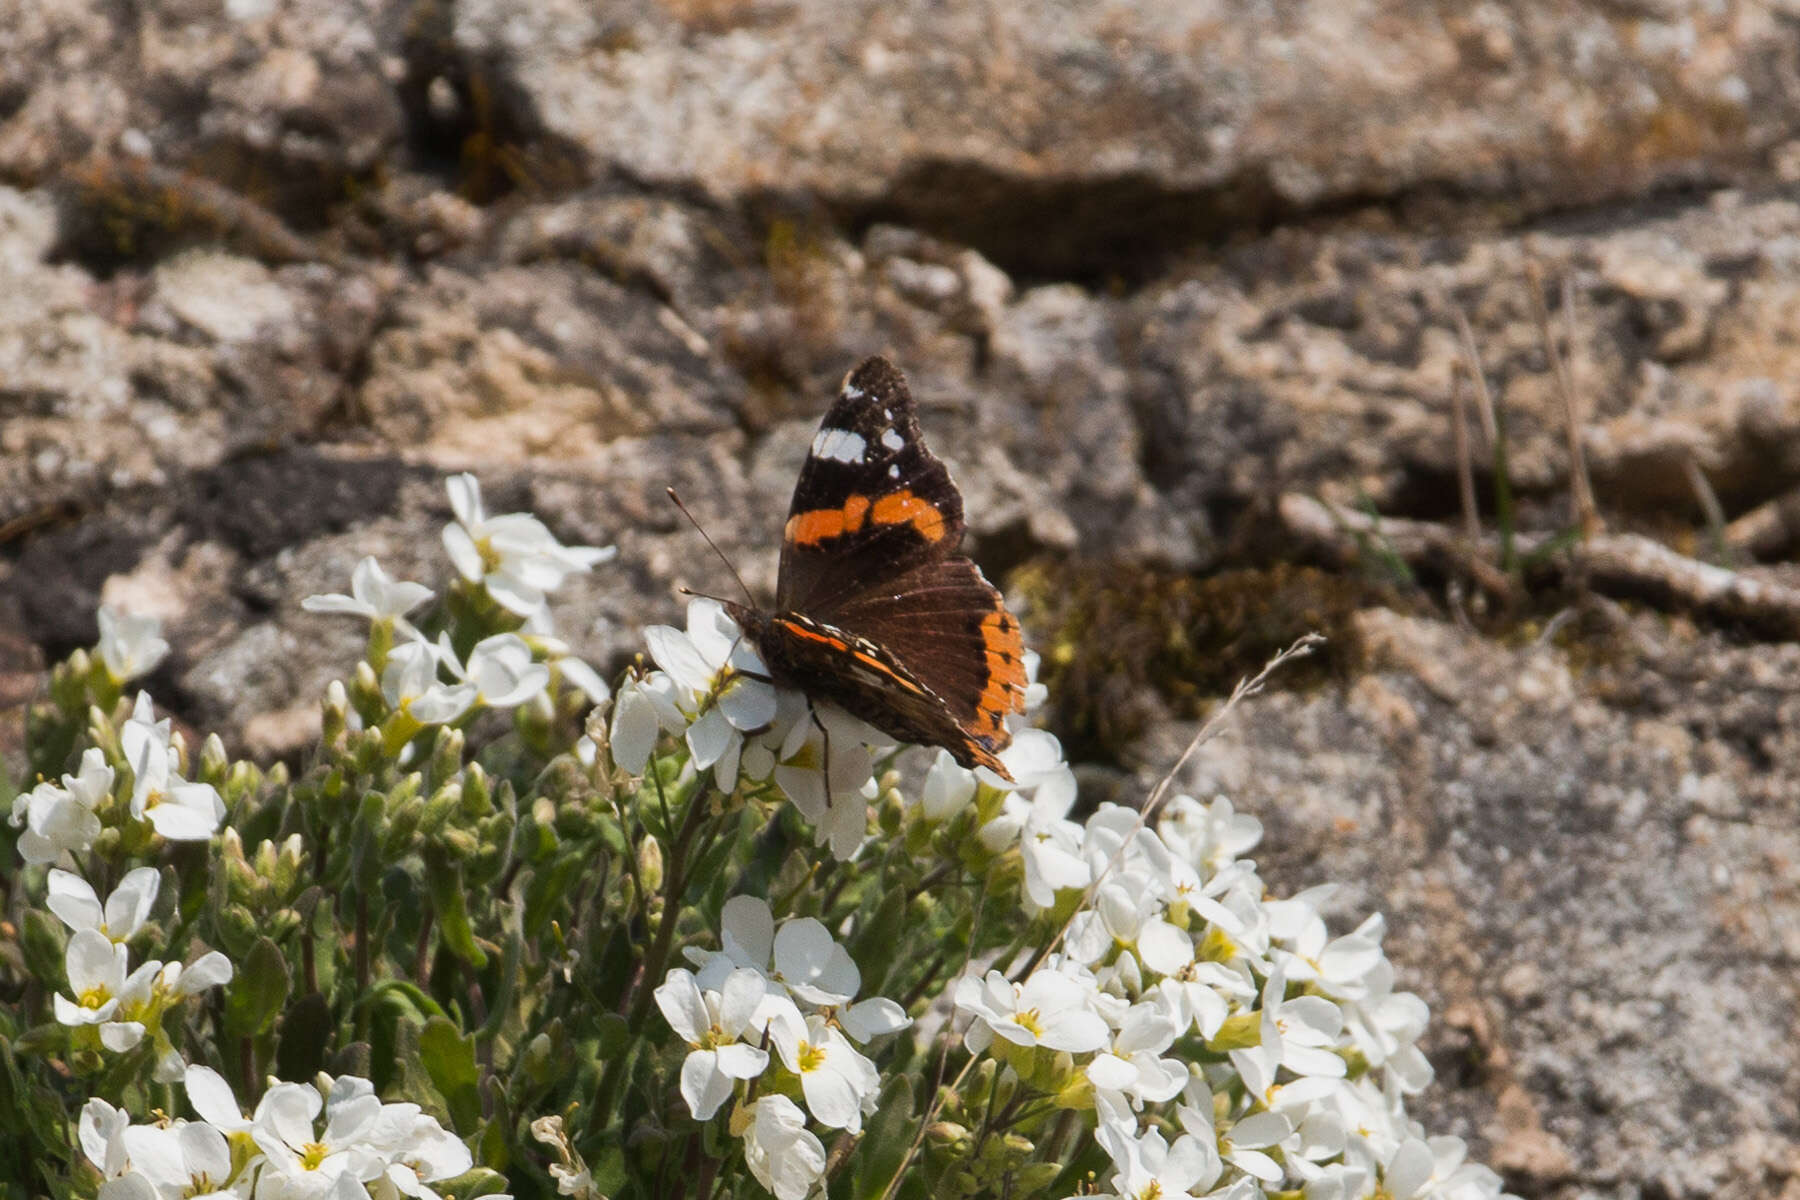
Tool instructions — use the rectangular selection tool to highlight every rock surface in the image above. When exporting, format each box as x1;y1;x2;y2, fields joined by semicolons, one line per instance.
5;2;1800;1195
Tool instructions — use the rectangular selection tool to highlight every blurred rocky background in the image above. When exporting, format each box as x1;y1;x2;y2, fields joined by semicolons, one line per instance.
4;1;1800;1195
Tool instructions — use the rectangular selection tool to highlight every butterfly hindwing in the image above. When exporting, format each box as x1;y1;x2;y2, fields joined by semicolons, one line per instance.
828;558;1027;749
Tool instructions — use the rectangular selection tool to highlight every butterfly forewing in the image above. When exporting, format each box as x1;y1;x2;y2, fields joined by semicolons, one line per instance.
777;358;963;617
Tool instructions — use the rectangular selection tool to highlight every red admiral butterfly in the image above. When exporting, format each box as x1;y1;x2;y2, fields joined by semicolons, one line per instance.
724;357;1029;780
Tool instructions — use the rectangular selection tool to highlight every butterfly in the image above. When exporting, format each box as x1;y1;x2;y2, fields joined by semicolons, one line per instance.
723;356;1029;779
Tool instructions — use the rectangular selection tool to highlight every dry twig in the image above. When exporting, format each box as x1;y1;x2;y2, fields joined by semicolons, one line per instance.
1280;493;1800;637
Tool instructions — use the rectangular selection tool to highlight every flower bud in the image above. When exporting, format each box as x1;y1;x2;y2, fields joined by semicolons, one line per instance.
196;732;228;783
441;828;479;859
418;783;461;838
636;835;664;894
429;727;465;782
926;1121;971;1152
460;762;492;817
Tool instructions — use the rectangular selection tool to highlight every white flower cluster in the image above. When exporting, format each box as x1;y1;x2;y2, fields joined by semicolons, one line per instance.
302;475;613;733
655;895;912;1200
10;693;227;863
81;1066;479;1200
924;738;1514;1200
6;679;234;1073
50;866;232;1073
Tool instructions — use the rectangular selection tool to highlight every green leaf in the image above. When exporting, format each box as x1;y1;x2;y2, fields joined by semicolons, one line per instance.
852;1075;915;1200
329;1041;372;1079
852;886;908;998
20;909;65;986
594;1013;629;1062
523;854;584;942
423;847;488;968
589;1141;627;1198
0;1035;71;1180
275;991;334;1083
431;1168;510;1199
223;937;292;1039
419;1016;482;1134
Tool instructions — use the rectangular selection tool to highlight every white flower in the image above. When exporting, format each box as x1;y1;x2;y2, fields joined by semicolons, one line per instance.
767;701;882;860
919;750;976;821
10;747;113;865
608;680;662;774
80;1097;133;1177
1155;958;1253;1042
1159;794;1262;879
251;1080;384;1199
768;1011;881;1133
302;557;434;632
54;929;159;1050
122;1121;238;1200
47;867;159;942
554;655;611;705
1340;956;1433;1094
739;1095;826;1200
442;473;614;618
1094;1123;1220;1200
644;598;778;790
158;951;235;998
372;1108;473;1200
380;638;476;725
1065;877;1193;977
954;967;1108;1055
690;895;861;1008
653;967;777;1121
187;1065;253;1133
1229;968;1347;1099
122;693;225;842
1085;1001;1187;1110
976;735;1088;910
437;633;551;709
1385;1133;1510;1200
837;994;911;1044
97;607;170;683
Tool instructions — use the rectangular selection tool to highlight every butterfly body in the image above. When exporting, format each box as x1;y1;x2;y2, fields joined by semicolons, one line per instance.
730;357;1028;778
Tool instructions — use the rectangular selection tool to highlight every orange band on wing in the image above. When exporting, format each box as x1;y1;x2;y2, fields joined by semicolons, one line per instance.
974;608;1028;731
786;493;872;546
870;490;945;541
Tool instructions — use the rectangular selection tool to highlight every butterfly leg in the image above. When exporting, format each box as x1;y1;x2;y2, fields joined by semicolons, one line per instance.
811;707;833;810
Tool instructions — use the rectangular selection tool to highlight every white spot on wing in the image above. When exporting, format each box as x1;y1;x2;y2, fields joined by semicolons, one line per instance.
888;464;901;478
843;385;865;400
810;427;866;463
881;428;905;452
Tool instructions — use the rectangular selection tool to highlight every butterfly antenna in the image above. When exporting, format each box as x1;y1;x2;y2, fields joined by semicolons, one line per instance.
666;488;757;608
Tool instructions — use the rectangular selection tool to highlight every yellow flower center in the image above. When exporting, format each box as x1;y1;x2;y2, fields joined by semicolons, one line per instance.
797;1041;826;1073
1015;1008;1044;1036
77;986;110;1010
183;1174;219;1198
300;1142;330;1171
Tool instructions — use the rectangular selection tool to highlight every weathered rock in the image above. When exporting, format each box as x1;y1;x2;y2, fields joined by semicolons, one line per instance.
0;0;403;225
453;0;1800;276
0;204;387;528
